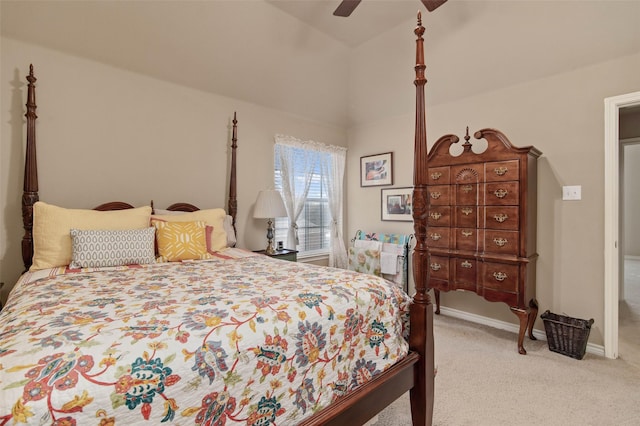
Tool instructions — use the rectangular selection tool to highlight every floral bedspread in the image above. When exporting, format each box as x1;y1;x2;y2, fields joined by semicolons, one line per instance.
0;249;410;425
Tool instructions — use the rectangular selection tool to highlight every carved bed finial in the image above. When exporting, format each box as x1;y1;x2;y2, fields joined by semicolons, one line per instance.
415;11;425;39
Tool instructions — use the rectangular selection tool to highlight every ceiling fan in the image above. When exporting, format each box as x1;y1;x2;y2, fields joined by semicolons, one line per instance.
334;0;447;17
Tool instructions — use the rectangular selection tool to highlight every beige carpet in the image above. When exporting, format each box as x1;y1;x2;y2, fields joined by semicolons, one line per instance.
373;309;640;425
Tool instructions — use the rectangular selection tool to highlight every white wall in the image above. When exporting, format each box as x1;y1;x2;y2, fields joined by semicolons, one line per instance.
0;38;346;301
347;49;640;346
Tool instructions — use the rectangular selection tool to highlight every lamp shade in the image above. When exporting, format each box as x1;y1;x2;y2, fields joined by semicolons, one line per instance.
254;190;287;218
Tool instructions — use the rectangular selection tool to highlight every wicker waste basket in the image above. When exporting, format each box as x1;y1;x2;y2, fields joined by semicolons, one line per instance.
541;310;594;360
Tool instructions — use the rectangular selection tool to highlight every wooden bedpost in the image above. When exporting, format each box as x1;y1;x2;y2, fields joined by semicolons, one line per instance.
410;12;435;426
228;112;238;237
22;64;39;271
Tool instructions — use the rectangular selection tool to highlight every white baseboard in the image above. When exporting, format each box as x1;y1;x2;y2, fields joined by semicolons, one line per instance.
438;306;605;357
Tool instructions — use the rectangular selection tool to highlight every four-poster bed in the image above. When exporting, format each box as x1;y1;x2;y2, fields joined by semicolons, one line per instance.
1;14;435;426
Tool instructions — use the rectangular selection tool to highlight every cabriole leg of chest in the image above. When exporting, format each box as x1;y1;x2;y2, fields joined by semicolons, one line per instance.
510;298;539;355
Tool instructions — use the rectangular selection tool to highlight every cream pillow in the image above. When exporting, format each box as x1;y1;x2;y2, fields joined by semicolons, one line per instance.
151;208;228;252
31;202;152;271
153;220;211;262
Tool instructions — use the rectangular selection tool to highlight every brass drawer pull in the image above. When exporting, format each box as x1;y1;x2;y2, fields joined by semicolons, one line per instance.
494;213;509;223
430;263;441;271
431;171;442;180
494;189;508;199
461;207;473;216
494;167;508;176
430;233;442;241
461;260;472;269
461;184;473;193
461;230;473;237
493;237;508;247
430;212;442;220
493;272;507;281
430;191;441;199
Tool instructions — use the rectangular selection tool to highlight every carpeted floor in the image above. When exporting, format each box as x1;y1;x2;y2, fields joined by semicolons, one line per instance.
371;259;640;425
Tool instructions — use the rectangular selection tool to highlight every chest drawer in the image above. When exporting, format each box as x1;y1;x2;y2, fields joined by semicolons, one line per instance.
453;257;477;291
427;254;450;280
455;206;478;228
455;228;478;251
481;262;519;293
427;185;451;205
427;206;451;226
484;230;519;255
456;183;478;205
485;160;519;182
483;206;519;231
427;226;450;248
484;181;519;206
452;164;483;184
428;167;451;184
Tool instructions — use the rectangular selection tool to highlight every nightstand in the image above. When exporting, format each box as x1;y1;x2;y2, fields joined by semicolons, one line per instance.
254;248;297;262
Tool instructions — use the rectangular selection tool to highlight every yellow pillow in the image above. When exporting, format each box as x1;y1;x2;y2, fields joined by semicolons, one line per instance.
153;220;211;262
31;202;152;271
151;208;228;252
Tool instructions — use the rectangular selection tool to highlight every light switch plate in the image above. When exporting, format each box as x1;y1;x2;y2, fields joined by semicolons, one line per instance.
562;185;582;200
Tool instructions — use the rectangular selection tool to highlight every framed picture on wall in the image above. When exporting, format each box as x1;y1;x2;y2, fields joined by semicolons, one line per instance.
360;152;393;187
381;187;413;221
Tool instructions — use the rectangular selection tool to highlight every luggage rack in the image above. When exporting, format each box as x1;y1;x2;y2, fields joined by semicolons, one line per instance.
348;230;413;293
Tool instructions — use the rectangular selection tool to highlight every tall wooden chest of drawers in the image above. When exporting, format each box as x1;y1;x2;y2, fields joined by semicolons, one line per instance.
426;128;541;354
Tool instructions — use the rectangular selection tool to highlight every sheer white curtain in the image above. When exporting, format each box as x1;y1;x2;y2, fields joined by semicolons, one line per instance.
274;134;348;268
319;144;348;269
274;135;318;248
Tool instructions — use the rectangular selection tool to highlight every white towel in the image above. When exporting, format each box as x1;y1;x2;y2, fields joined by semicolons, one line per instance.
382;242;404;254
354;239;382;251
380;252;399;274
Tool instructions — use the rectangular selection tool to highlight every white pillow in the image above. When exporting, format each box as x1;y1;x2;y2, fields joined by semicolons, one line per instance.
223;215;237;247
70;228;156;269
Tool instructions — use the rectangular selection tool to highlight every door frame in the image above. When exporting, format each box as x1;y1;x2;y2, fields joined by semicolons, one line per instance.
604;91;640;359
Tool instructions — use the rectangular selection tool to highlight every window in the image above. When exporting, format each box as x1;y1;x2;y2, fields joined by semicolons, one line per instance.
274;146;331;256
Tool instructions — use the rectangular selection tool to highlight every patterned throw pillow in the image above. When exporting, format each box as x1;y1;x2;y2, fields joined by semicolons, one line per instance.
153;220;212;262
70;227;156;269
151;209;228;252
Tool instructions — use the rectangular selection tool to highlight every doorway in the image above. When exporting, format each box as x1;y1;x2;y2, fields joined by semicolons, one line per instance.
604;91;640;359
620;139;640;367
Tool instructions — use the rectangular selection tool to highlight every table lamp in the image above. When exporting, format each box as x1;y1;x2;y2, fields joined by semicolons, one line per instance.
254;189;287;254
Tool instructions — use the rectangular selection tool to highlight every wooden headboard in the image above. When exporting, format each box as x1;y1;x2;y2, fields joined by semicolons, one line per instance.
20;65;239;271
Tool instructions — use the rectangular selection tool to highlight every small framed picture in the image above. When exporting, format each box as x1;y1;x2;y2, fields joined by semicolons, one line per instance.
381;187;413;221
360;152;393;187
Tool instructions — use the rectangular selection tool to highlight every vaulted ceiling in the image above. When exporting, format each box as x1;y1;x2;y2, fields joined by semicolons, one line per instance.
2;1;639;127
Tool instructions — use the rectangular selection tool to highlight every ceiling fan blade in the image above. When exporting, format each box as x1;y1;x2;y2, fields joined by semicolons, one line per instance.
421;0;447;12
333;0;362;17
